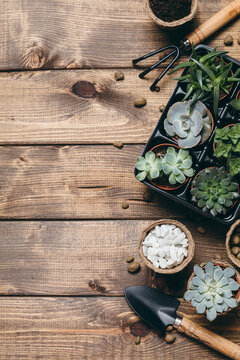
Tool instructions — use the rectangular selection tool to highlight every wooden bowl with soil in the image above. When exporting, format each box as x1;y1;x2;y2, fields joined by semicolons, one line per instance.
139;219;195;274
187;259;240;315
226;219;240;268
145;0;198;30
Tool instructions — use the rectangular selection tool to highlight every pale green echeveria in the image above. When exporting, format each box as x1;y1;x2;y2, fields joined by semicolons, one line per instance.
135;151;162;181
164;100;212;149
184;262;239;321
161;147;195;185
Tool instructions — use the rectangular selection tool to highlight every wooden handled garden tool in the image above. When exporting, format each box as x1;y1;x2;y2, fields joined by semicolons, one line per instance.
125;286;240;359
133;0;240;91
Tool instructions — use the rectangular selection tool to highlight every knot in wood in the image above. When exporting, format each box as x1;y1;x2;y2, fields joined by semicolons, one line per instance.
72;81;97;98
130;321;151;337
88;280;106;293
25;47;46;69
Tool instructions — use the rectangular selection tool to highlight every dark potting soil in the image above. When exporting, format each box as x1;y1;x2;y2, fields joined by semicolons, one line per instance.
149;0;192;22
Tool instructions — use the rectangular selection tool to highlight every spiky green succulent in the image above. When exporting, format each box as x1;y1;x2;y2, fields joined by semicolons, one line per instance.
135;151;162;181
164;100;212;149
161;147;194;185
184;262;240;321
191;167;239;217
169;46;240;117
135;147;195;185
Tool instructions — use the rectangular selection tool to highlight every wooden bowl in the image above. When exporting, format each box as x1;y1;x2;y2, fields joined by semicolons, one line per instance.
144;0;198;30
139;219;195;274
226;219;240;268
187;260;240;315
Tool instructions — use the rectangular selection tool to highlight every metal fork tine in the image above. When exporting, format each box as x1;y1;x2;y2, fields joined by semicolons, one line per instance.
139;48;178;79
132;44;185;91
132;45;178;65
149;47;180;91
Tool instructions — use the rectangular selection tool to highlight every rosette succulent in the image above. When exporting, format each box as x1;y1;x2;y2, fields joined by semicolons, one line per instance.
184;262;240;321
135;151;162;181
161;147;194;185
164;100;212;149
191;167;239;217
135;147;195;185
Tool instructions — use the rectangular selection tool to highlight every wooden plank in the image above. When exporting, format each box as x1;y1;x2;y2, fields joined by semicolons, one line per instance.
0;0;239;70
0;69;174;144
0;220;228;295
0;144;187;219
0;296;238;359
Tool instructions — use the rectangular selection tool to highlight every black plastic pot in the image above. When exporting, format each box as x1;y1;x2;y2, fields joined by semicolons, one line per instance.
134;44;240;225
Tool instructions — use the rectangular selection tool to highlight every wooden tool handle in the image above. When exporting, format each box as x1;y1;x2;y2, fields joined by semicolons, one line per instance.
186;0;240;46
178;317;240;359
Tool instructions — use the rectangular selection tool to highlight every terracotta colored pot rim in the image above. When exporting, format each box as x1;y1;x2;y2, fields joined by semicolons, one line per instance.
149;143;189;190
191;167;239;211
172;107;214;147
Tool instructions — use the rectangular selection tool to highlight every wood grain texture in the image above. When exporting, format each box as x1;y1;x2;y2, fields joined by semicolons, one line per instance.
0;220;228;295
0;69;174;144
0;145;187;219
0;296;239;360
0;0;239;70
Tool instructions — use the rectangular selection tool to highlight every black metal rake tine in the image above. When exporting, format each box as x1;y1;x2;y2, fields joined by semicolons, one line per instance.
132;45;178;66
137;46;179;79
132;44;182;91
150;47;180;91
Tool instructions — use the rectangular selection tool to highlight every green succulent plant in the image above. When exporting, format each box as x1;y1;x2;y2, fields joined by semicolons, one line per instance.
135;147;195;185
184;262;240;321
169;46;240;117
161;147;194;185
135;151;162;181
214;124;240;177
230;98;240;111
164;100;212;149
191;167;239;217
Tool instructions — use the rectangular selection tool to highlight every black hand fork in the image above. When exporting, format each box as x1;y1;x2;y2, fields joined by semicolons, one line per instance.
132;44;185;91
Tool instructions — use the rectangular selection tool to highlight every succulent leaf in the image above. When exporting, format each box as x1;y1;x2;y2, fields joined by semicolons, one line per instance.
196;301;206;314
206;307;217;321
184;261;239;321
223;297;238;308
194;264;205;280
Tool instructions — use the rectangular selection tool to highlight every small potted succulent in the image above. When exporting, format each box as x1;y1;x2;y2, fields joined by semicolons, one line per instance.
169;46;240;117
164;100;213;148
135;145;195;190
184;261;240;321
213;124;240;177
191;167;239;217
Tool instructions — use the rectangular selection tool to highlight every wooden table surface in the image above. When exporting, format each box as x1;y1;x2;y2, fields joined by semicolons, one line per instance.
0;0;239;359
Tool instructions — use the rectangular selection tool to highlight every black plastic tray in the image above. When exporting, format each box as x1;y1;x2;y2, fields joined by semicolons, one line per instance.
134;44;240;225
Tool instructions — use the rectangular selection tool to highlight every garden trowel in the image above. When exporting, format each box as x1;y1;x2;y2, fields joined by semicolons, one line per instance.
124;286;240;359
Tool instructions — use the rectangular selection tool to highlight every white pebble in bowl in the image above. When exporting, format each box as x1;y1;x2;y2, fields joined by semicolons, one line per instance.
142;224;189;269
